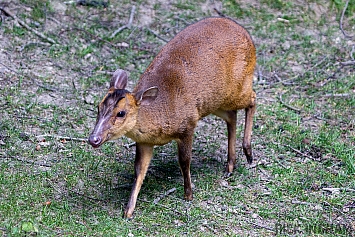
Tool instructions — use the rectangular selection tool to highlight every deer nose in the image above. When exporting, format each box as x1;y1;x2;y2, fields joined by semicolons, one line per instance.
89;134;102;148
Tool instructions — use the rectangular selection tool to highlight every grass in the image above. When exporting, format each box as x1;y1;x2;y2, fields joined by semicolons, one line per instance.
1;0;354;236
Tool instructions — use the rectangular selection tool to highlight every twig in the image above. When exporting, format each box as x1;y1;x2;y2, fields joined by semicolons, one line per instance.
208;201;275;232
274;73;282;82
75;221;92;231
45;178;63;195
2;155;53;167
327;161;343;169
213;8;225;17
322;200;355;233
340;60;355;66
274;158;288;169
42;4;47;31
246;163;258;169
18;41;51;52
202;224;219;235
273;73;296;86
36;134;88;142
61;27;122;48
146;28;169;42
140;198;183;215
37;133;125;145
350;45;355;60
124;142;136;149
314;114;329;122
273;56;329;86
250;222;274;232
257;67;263;82
0;12;4;26
285;144;316;160
110;25;128;38
15;114;50;122
114;183;132;189
324;64;344;82
324;93;351;97
69;189;105;202
64;0;108;7
110;5;136;38
48;17;62;25
10;70;59;91
322;187;355;193
127;6;136;29
0;7;57;44
173;16;191;25
310;55;330;70
291;199;314;206
277;18;290;24
76;0;108;7
278;93;301;113
33;80;57;92
153;188;176;204
275;142;317;161
0;62;18;73
95;70;114;76
339;0;354;39
257;167;270;178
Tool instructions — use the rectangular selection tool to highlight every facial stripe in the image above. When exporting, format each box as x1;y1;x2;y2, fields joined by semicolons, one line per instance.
93;89;129;135
101;90;128;114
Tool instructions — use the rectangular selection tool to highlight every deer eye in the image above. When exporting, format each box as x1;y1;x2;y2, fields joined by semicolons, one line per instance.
117;111;126;117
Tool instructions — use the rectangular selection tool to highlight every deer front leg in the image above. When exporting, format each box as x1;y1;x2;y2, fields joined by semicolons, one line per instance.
243;91;256;164
124;143;153;218
225;111;237;173
177;133;194;201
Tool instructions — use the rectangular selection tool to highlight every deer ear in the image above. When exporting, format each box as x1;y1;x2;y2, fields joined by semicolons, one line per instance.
134;87;159;105
110;69;128;89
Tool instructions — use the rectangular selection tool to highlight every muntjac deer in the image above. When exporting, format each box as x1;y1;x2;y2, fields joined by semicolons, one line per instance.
89;17;256;218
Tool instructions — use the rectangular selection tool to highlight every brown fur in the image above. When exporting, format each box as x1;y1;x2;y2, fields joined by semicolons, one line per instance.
89;17;256;218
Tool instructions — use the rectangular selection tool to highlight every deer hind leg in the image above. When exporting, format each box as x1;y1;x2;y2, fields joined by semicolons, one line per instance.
243;91;256;164
124;143;153;218
213;110;237;174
